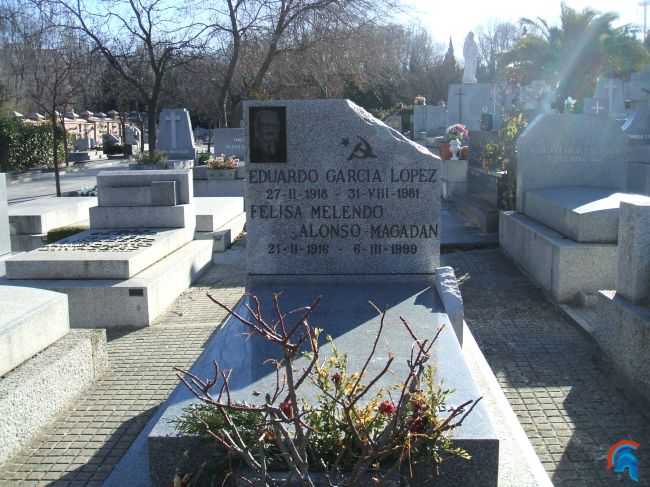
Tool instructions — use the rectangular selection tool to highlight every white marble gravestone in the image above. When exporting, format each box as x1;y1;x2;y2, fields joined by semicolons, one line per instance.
157;108;197;161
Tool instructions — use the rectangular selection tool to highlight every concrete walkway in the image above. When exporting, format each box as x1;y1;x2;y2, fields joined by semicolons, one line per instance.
1;240;649;486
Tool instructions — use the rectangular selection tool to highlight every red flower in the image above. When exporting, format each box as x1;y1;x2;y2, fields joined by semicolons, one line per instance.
332;372;342;384
409;416;428;433
279;400;293;418
378;400;396;416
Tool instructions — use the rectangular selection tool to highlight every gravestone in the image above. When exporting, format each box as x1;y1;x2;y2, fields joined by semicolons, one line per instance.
516;113;628;212
142;100;499;486
125;126;141;145
211;128;245;160
4;170;212;327
623;66;650;195
425;105;448;136
412;105;427;139
245;100;441;279
157;108;198;161
584;97;608;116
593;78;626;119
447;84;501;131
501;113;630;302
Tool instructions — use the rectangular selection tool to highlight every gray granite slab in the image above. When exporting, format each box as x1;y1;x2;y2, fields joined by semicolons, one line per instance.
97;170;193;205
147;283;498;486
211;128;245;159
447;84;501;131
157;108;195;159
244;99;440;280
523;186;650;243
8;196;98;235
0;174;9;255
617;201;650;303
5;227;193;279
150;181;178;206
516;114;629;213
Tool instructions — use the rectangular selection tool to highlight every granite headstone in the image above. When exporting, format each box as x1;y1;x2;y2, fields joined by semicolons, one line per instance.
157;108;197;160
593;78;626;119
516;113;629;212
211;128;245;160
244;99;441;280
447;84;501;131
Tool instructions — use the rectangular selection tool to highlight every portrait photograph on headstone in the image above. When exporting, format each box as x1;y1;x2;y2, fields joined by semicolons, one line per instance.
249;106;287;163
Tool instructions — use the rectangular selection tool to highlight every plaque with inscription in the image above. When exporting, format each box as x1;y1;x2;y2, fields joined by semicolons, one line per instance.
244;100;440;279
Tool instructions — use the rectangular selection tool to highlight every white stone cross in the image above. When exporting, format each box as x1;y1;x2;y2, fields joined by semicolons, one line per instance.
591;99;604;114
165;112;182;148
603;79;617;114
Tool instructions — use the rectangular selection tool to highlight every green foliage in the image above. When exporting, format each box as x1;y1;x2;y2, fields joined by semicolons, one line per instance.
197;151;211;165
47;225;90;244
133;150;168;164
0;118;68;172
481;112;528;210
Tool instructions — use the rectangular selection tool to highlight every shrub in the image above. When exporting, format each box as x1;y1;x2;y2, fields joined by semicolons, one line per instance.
133;149;168;164
47;225;90;244
173;293;480;486
0;117;70;172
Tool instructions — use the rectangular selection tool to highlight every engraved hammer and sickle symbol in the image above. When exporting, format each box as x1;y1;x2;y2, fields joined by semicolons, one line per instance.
344;135;378;160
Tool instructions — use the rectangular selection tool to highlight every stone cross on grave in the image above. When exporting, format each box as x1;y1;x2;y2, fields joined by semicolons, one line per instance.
603;79;617;115
591;99;604;115
454;87;466;122
165;112;182;148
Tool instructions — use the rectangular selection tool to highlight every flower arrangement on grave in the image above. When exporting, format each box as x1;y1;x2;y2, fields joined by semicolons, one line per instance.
206;154;238;170
173;293;481;486
414;95;427;106
445;123;468;142
563;96;576;113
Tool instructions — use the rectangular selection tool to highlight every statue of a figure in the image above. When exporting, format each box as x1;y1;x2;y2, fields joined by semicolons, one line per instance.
462;32;479;84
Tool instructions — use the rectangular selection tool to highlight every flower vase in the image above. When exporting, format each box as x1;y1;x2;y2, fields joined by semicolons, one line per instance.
449;139;461;160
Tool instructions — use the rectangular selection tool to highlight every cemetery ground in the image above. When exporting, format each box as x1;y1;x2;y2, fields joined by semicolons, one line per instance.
1;221;649;485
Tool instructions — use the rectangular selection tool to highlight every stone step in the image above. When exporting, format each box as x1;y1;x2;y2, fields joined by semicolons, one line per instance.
194;196;244;232
1;239;213;328
0;286;70;376
8;197;97;235
454;192;499;233
195;211;246;253
89;204;195;229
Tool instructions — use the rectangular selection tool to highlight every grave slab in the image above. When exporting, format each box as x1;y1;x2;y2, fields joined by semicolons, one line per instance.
2;240;213;327
617;201;650;303
97;169;193;205
500;211;617;302
516;114;629;213
0;285;69;376
147;283;499;486
211;128;245;160
523;187;650;243
8;196;97;235
0;329;106;465
89;204;194;229
194;197;245;232
592;291;650;403
5;227;194;279
157;108;197;161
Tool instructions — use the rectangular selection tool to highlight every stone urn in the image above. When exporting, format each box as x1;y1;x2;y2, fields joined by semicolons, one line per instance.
449;139;462;160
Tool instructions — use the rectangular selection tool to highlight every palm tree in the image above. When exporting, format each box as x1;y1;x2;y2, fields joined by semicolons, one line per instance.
499;2;649;104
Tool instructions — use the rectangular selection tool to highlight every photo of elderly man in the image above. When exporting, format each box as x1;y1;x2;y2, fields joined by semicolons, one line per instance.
249;107;287;163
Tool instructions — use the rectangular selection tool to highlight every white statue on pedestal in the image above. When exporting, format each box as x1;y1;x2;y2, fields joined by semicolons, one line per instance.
462;31;479;85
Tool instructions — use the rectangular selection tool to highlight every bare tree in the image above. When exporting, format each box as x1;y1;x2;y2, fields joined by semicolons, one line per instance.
42;0;209;151
476;20;521;82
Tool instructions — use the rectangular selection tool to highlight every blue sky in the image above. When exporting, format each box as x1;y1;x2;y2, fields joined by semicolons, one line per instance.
405;0;646;62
